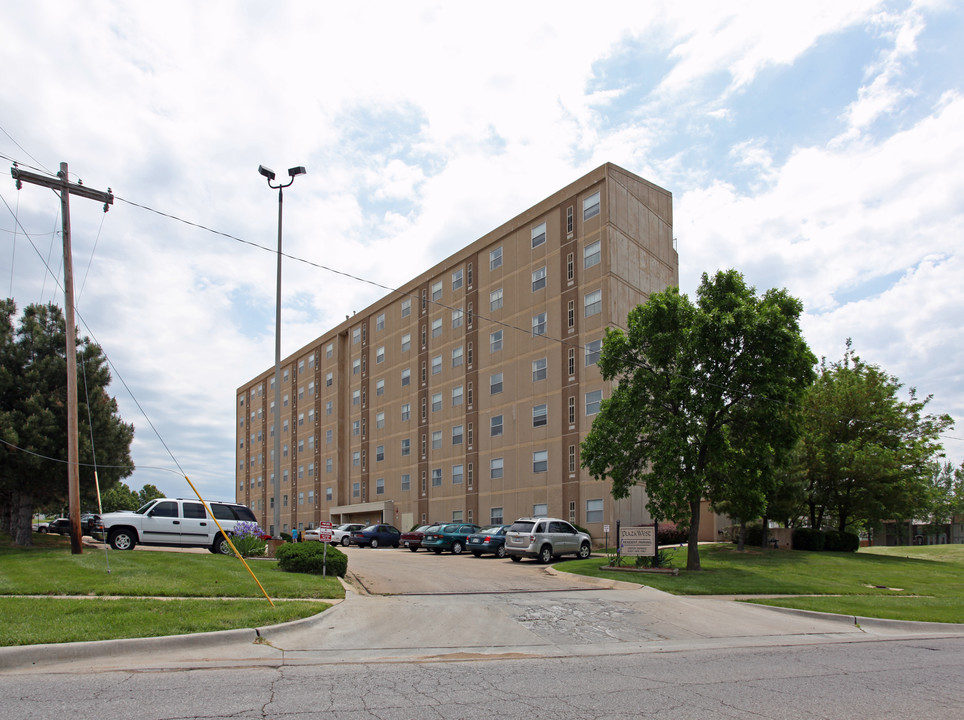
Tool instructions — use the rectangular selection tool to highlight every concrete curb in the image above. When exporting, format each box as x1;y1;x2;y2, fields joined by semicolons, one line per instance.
746;602;964;634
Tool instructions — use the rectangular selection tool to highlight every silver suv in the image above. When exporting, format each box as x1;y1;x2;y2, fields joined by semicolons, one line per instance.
505;518;592;563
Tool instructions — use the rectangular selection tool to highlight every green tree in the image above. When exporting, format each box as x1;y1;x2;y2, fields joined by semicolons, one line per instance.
798;342;952;534
137;483;164;506
922;462;964;534
581;270;816;570
0;301;135;545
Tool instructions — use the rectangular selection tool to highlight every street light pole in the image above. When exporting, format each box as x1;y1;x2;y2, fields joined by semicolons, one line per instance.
258;164;305;539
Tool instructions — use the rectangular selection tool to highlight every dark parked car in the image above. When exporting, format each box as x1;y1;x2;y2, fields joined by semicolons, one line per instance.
400;524;437;552
350;524;401;548
466;524;510;558
421;523;481;555
46;518;73;535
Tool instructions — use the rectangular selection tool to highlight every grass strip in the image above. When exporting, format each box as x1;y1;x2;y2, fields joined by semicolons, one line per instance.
0;597;327;646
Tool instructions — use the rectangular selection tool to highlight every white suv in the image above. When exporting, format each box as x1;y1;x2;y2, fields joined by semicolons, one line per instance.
92;498;257;554
505;518;592;563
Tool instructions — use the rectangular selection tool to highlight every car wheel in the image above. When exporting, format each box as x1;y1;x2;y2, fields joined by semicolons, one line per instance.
108;529;135;551
471;551;482;558
213;534;232;555
578;542;591;559
433;548;442;555
341;536;351;547
510;555;522;562
495;545;507;559
39;527;48;534
451;541;463;555
370;538;379;549
392;542;399;548
538;545;553;564
409;546;419;552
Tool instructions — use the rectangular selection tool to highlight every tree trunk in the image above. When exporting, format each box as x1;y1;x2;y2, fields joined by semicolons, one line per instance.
687;500;702;570
737;520;746;552
12;490;34;547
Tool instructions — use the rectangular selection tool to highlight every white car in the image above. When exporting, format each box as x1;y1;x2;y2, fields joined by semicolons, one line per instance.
304;523;364;546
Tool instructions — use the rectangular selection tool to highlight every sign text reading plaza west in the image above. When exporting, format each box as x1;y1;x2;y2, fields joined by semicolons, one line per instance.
620;525;657;557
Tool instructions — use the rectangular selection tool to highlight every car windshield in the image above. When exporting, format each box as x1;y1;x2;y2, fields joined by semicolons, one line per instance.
361;525;379;532
134;502;156;515
479;526;504;534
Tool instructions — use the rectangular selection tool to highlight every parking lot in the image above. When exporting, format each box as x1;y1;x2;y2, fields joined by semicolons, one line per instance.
338;543;595;595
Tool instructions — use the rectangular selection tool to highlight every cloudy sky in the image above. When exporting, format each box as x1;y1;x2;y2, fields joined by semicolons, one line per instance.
2;0;962;502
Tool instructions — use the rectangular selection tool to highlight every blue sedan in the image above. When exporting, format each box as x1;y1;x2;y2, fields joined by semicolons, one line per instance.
466;525;510;558
349;524;401;548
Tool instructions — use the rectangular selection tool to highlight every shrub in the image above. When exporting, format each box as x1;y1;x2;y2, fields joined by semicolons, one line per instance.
792;527;826;551
229;521;268;558
657;523;688;545
824;530;844;551
824;530;860;552
275;542;347;577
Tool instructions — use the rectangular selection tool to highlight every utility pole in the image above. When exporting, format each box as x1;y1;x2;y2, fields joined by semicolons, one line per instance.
11;162;113;554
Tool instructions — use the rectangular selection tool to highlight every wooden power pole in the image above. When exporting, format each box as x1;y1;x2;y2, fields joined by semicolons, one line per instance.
11;162;113;554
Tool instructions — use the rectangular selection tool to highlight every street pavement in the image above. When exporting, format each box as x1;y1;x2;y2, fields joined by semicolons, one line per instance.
3;546;963;675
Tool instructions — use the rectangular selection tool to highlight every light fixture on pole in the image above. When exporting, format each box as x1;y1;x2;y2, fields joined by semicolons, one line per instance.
259;163;306;538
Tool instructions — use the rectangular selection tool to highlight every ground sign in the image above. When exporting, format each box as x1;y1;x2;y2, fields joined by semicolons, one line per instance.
620;525;656;557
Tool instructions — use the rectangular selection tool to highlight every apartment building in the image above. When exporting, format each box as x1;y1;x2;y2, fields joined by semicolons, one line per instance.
236;163;678;540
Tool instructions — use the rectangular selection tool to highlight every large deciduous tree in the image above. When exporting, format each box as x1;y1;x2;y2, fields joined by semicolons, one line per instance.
799;342;952;534
0;301;134;545
580;270;816;570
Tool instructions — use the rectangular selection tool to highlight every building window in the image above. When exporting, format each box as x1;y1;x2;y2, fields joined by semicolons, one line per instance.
352;452;360;467
452;308;463;328
432;317;442;338
326;487;333;501
452;385;463;406
352;420;360;436
401;403;411;421
531;266;547;292
584;240;601;269
326;371;333;387
432;355;442;375
376;313;385;331
432;430;442;450
401;473;411;491
401;333;411;352
375;412;385;430
532;312;547;336
585;339;602;366
569;445;576;472
326;429;333;444
352;358;360;375
352;389;360;406
452;424;463;445
533;503;547;517
298;412;305;426
586;499;603;523
326;343;334;359
569;396;576;424
467;422;474;446
376;378;385;396
532;357;547;382
352;328;361;345
467;342;473;365
353;482;360;498
533;404;548;428
566;205;574;234
490;330;502;353
567;252;574;282
490;288;503;312
489;247;502;270
431;280;442;302
432;468;442;487
586;389;603;416
531;222;546;248
401;298;411;317
432;392;442;412
585;289;602;317
490;458;503;479
401;438;411;456
448;464;462;485
401;368;411;386
376;477;385;495
490;415;503;437
376;346;385;363
568;300;575;329
491;507;504;525
490;372;503;395
533;450;548;473
584;191;600;220
452;268;463;290
467;262;473;286
452;346;463;367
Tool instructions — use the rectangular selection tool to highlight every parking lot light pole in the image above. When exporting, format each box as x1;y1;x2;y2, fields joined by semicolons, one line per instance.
258;164;306;538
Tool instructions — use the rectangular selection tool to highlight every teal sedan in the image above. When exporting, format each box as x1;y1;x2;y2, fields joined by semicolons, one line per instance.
466;524;510;558
421;523;481;555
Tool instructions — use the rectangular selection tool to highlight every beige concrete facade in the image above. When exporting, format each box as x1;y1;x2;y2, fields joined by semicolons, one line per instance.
236;163;680;541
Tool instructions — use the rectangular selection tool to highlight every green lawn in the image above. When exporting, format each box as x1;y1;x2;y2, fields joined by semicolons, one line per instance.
0;533;343;646
559;543;964;624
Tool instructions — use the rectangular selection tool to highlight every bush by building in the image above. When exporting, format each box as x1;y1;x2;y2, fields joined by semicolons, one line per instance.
275;542;347;577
